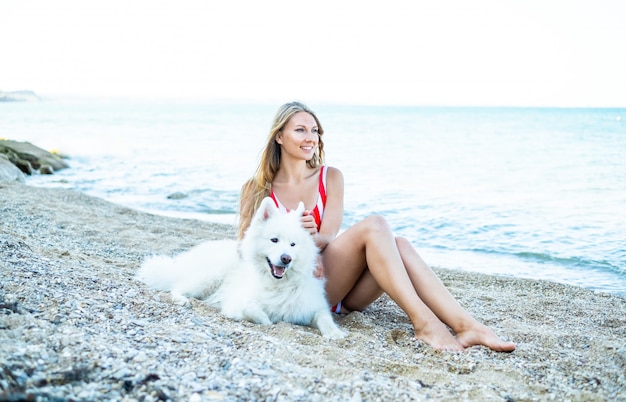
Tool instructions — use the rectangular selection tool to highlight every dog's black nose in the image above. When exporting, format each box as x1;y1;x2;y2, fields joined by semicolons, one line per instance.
280;254;292;265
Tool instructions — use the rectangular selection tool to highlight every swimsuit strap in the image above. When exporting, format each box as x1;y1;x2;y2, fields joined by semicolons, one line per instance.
311;165;327;228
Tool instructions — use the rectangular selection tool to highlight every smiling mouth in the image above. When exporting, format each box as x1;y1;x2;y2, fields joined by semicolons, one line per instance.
266;257;286;279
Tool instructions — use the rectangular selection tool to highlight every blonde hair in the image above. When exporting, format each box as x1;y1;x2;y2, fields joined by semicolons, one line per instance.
238;101;325;239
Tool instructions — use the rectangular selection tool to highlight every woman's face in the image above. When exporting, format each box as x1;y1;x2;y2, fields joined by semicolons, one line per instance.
276;111;319;161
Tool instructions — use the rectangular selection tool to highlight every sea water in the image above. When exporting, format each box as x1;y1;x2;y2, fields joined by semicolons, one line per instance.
2;100;625;296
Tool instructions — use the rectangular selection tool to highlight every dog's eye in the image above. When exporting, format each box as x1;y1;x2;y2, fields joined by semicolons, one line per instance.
270;238;278;243
290;242;296;247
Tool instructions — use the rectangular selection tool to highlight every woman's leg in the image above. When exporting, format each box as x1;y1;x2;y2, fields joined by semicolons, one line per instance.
322;216;465;351
395;237;516;352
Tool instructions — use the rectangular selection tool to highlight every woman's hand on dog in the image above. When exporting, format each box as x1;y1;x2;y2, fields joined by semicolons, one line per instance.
301;210;318;235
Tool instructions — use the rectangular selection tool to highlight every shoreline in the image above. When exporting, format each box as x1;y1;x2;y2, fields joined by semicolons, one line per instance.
1;182;624;400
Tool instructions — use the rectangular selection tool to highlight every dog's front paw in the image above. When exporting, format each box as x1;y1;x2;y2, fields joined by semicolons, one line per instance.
321;326;348;340
313;310;348;339
223;302;272;325
251;315;272;325
243;307;272;325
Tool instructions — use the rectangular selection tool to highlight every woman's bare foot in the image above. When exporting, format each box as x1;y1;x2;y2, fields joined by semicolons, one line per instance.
456;323;516;352
415;320;465;352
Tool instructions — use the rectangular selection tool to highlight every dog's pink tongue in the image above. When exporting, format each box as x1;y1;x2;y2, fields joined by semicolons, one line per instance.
273;265;286;278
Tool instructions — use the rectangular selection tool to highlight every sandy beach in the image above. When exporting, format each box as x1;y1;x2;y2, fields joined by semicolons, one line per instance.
1;181;624;401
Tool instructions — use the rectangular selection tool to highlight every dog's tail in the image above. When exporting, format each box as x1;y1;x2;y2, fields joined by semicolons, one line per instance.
135;240;237;298
135;255;180;291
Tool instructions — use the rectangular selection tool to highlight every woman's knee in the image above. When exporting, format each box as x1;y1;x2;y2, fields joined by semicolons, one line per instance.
362;215;393;238
395;236;412;252
395;236;430;271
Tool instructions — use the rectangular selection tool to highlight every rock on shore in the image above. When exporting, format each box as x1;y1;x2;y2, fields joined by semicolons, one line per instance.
1;182;625;401
0;154;25;183
0;139;69;179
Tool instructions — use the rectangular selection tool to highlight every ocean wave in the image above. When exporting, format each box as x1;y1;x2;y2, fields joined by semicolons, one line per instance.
472;248;624;277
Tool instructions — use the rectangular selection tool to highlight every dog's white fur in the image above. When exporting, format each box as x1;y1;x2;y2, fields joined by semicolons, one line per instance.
136;197;346;339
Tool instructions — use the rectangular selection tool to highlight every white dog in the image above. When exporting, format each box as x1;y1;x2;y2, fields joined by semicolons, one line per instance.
136;197;346;339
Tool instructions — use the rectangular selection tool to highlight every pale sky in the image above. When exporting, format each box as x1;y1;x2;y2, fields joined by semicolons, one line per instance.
1;0;625;107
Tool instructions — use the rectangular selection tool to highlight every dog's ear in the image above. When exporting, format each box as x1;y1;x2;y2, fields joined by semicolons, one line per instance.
294;202;305;216
256;197;277;222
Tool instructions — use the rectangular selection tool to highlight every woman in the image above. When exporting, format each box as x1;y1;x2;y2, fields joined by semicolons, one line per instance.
239;101;515;352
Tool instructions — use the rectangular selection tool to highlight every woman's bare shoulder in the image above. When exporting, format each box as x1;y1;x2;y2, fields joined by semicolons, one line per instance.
325;166;344;194
325;166;344;180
